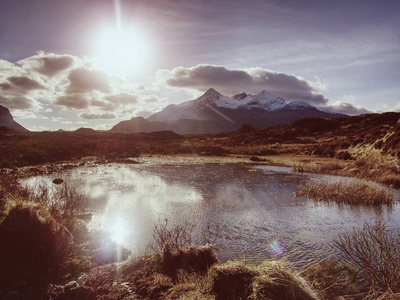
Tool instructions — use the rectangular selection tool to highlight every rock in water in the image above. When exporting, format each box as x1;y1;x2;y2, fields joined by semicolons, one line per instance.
52;178;64;185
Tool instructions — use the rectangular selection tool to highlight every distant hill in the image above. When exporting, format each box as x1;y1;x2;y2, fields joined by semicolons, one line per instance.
111;88;345;134
110;117;164;134
0;105;28;131
75;127;98;134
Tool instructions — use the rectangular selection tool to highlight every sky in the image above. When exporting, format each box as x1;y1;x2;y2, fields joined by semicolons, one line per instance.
0;0;399;131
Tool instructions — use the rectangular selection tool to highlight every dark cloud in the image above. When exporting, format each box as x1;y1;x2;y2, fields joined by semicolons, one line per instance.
326;103;370;116
67;68;111;93
18;53;77;78
162;64;328;105
0;83;12;90
54;94;90;109
8;76;43;90
0;95;36;109
90;100;115;112
36;55;74;76
79;112;116;120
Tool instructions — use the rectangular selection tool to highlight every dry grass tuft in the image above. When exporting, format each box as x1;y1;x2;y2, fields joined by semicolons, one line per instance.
209;259;318;300
350;146;400;188
162;243;218;276
303;259;361;300
377;292;400;300
0;175;99;298
254;260;318;300
0;203;73;292
295;180;393;206
210;260;258;300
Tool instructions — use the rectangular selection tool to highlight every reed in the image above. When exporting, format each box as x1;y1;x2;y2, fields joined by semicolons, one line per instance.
295;180;393;206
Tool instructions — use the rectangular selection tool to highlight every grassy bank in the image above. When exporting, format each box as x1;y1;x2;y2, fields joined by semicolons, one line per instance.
70;250;319;300
0;176;130;299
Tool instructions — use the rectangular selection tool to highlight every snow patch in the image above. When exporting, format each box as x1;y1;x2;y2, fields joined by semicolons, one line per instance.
284;101;313;110
176;89;318;112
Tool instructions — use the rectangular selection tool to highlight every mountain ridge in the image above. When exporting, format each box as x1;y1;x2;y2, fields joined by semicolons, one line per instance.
111;88;345;134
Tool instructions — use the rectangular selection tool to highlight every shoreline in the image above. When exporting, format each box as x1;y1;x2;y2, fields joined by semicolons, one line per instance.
9;153;351;178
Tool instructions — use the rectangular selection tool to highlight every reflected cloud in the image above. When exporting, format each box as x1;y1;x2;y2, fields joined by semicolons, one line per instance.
86;166;203;249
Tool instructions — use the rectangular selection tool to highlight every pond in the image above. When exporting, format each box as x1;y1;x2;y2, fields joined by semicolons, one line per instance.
21;162;400;266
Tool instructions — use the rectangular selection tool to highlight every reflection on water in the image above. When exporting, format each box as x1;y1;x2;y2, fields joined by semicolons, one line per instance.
22;163;400;265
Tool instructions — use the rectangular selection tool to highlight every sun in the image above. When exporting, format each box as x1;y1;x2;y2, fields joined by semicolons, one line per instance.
94;26;152;75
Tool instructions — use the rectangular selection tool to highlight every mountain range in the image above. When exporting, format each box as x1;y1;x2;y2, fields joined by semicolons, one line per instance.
0;105;27;131
111;88;345;134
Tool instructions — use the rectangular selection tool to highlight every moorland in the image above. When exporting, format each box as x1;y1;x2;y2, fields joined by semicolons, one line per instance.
1;112;400;299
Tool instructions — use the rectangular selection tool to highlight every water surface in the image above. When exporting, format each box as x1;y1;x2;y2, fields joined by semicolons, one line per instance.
22;163;400;265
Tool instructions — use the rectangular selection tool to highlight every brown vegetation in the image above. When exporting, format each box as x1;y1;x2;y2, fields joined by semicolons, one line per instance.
2;112;400;299
0;176;129;299
2;172;400;299
295;180;394;206
303;259;361;300
1;112;400;189
335;221;400;296
69;221;319;300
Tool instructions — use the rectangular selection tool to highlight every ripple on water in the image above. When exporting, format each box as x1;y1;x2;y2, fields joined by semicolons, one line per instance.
20;163;400;267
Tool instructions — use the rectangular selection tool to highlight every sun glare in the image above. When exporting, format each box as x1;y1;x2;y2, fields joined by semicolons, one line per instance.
94;26;152;75
110;218;129;245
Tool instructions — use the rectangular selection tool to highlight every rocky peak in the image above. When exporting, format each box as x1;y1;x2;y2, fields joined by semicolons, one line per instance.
233;92;248;100
0;105;13;121
247;91;287;111
203;88;222;98
192;88;223;108
0;105;28;131
285;101;313;110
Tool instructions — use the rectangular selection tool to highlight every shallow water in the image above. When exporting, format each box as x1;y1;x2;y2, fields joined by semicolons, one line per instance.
22;163;400;265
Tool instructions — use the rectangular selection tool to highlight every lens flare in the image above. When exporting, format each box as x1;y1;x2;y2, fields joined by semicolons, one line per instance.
269;240;286;257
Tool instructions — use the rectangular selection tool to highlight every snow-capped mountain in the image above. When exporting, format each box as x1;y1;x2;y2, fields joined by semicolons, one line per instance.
111;88;346;134
284;101;313;110
214;90;287;111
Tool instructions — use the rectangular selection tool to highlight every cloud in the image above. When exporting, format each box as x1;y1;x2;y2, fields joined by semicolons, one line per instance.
36;55;74;76
79;112;117;119
54;94;90;109
158;64;329;105
325;103;370;115
7;76;43;90
0;59;45;109
67;68;111;93
18;52;74;77
0;83;12;90
322;95;369;115
144;95;164;103
135;110;154;118
0;95;40;110
105;93;138;104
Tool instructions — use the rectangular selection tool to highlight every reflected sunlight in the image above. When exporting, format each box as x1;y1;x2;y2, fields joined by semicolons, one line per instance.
110;218;129;244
